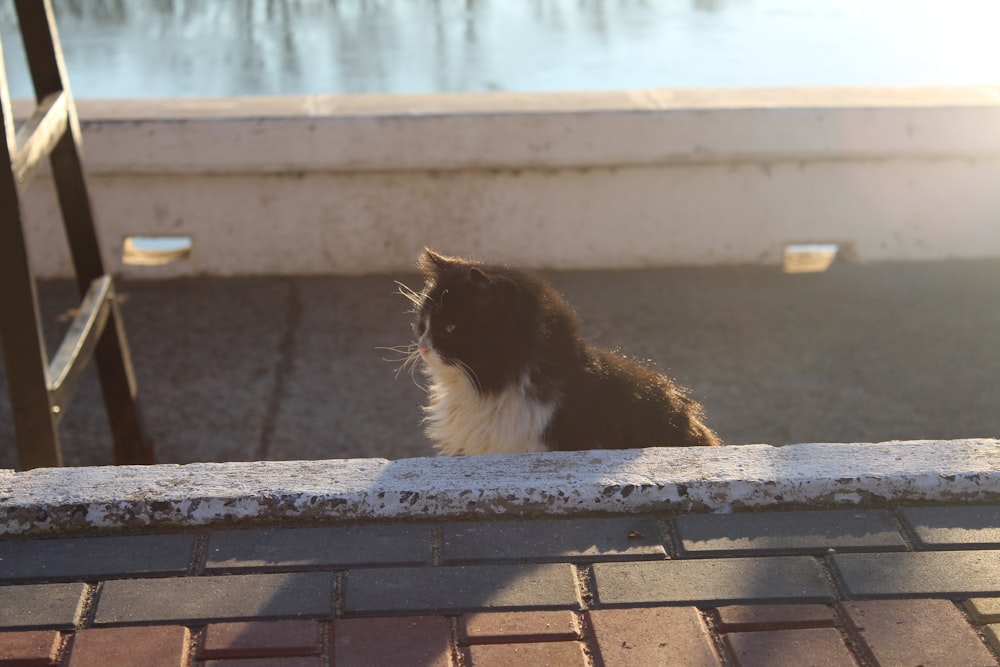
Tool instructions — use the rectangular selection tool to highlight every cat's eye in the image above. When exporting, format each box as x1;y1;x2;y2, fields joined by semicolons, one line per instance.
444;323;457;334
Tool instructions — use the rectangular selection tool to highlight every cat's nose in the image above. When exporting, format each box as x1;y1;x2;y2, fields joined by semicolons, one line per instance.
418;334;431;357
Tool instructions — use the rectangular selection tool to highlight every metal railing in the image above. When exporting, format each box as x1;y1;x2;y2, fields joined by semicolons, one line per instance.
0;0;153;469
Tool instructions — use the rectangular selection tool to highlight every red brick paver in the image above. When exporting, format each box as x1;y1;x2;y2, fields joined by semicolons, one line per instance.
197;620;322;659
201;659;322;667
587;607;721;667
714;604;836;631
965;597;1000;623
458;611;580;644
463;641;589;666
983;624;1000;656
723;628;857;667
0;630;62;666
839;598;996;667
967;599;1000;657
5;507;1000;666
65;626;189;667
333;616;452;667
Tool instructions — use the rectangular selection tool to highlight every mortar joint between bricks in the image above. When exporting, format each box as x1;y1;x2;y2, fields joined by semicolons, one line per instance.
431;524;443;566
79;581;103;630
829;603;877;667
953;599;1000;665
574;563;597;610
698;607;736;667
322;618;333;666
449;616;465;667
655;514;682;559
815;553;850;603
54;625;74;665
334;570;346;619
887;508;921;551
190;529;212;575
981;626;1000;665
186;625;205;667
573;609;599;667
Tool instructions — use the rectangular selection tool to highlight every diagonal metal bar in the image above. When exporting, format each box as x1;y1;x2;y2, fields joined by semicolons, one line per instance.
0;29;63;469
46;276;113;422
12;90;68;191
0;30;15;152
16;0;98;294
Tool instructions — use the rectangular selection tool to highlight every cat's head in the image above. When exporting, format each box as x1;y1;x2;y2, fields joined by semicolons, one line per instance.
413;249;544;394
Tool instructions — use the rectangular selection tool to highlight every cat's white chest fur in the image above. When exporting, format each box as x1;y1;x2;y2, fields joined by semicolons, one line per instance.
422;362;555;455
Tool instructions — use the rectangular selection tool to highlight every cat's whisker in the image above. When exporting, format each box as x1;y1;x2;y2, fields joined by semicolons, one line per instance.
375;343;416;358
375;346;414;365
394;281;424;310
396;344;429;391
375;343;423;384
407;357;427;391
395;345;430;391
452;357;483;394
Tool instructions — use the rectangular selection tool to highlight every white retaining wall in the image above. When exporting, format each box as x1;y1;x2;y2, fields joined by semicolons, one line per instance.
16;86;1000;278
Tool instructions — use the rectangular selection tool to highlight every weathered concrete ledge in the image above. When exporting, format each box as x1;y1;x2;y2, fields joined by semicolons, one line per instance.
18;87;1000;174
2;439;997;535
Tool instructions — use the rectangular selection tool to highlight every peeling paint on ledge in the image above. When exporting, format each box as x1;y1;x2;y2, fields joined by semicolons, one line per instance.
1;439;999;535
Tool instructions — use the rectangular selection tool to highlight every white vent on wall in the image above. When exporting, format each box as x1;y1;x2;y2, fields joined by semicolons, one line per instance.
122;236;192;266
783;243;839;274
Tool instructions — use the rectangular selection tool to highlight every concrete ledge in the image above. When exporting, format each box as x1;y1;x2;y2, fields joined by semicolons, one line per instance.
17;87;1000;174
2;439;998;535
16;87;1000;277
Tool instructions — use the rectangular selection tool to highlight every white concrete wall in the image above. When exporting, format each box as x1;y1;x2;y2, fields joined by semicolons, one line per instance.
16;87;1000;278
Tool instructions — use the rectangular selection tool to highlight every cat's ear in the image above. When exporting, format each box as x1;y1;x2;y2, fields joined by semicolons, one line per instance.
469;267;491;287
418;248;453;275
471;269;513;307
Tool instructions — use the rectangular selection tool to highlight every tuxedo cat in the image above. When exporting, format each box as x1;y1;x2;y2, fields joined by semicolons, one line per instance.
399;249;720;455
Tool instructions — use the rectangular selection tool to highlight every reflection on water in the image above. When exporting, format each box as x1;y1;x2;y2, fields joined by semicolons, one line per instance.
1;0;998;99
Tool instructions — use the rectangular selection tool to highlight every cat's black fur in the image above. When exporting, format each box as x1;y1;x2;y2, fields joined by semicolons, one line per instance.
410;249;720;452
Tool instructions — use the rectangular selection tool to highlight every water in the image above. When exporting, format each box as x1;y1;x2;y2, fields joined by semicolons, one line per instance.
1;0;998;99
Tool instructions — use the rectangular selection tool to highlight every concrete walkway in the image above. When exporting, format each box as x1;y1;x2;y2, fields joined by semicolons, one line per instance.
3;259;1000;469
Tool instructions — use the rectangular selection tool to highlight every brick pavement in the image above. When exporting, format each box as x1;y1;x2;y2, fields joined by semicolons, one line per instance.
1;506;999;666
